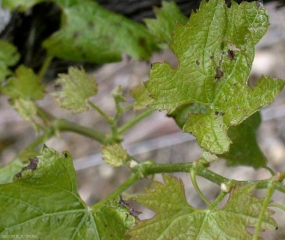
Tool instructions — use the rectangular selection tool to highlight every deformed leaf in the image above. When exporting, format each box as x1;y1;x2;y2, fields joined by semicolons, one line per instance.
102;144;128;167
0;147;135;239
144;1;188;43
43;1;158;63
146;0;285;154
128;174;276;240
130;84;153;110
53;67;97;113
2;0;44;11
0;40;20;81
1;65;45;100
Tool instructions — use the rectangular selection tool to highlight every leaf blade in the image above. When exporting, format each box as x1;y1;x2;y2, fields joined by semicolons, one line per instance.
146;0;285;154
0;147;134;239
128;174;277;240
53;67;97;113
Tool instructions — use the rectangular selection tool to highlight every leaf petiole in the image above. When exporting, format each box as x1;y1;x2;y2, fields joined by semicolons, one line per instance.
252;181;275;240
190;166;211;206
38;54;53;81
208;190;227;210
118;109;153;134
92;173;139;210
88;100;113;123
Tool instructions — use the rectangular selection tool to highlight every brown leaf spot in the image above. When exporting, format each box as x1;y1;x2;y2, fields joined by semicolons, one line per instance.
215;66;223;79
228;50;234;60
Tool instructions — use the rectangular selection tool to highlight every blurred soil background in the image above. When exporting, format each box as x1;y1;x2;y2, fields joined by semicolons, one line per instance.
1;1;285;239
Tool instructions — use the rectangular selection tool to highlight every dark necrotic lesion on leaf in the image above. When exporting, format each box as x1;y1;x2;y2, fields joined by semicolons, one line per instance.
119;195;141;218
228;49;235;60
15;157;39;178
215;66;224;79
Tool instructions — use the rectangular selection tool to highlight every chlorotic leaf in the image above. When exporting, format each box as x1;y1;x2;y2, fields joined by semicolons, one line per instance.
128;174;276;240
2;0;44;11
53;67;97;113
0;147;135;239
43;1;158;63
10;98;37;122
146;0;285;154
101;144;128;167
130;84;153;110
144;1;188;43
219;111;267;168
1;65;45;100
0;40;20;81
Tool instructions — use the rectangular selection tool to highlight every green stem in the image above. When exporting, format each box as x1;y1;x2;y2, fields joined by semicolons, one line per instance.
92;162;285;211
92;173;139;210
141;162;285;193
88;100;113;123
38;55;53;81
54;118;107;144
190;167;211;205
252;182;275;240
118;109;153;134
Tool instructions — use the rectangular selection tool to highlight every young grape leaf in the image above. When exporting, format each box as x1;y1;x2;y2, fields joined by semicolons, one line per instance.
128;174;276;240
2;0;44;12
144;1;188;44
43;1;158;63
101;144;128;167
53;67;97;113
146;0;285;154
112;85;127;104
130;84;153;110
0;147;135;239
1;65;45;100
170;104;266;168
9;98;38;122
0;40;20;81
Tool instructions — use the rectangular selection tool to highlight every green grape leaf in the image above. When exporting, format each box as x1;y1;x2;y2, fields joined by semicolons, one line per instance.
101;144;128;167
130;84;153;110
1;65;45;100
146;0;285;154
0;40;20;81
171;104;266;168
53;67;97;113
144;1;188;44
218;111;267;168
0;159;26;184
42;1;158;63
0;147;135;239
2;0;44;11
128;174;276;240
